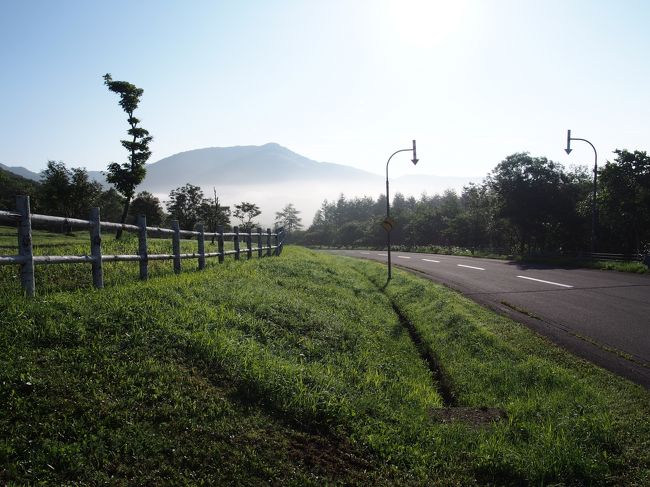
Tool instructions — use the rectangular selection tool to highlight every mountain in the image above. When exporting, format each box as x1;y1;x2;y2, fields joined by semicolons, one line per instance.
136;143;375;190
2;144;482;226
133;144;481;225
0;163;41;181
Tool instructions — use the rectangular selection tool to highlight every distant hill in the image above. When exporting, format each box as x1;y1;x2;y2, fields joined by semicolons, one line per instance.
0;165;41;211
2;144;482;225
135;143;375;190
0;163;41;181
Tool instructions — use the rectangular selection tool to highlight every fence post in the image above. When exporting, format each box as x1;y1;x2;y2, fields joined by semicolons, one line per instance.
234;226;240;260
277;227;284;255
273;228;279;256
16;195;35;297
137;214;148;280
89;207;104;289
257;227;263;258
197;223;206;270
217;225;224;263
247;228;253;259
172;220;181;274
266;228;272;257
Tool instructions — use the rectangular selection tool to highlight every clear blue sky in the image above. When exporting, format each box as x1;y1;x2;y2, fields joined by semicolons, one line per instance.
1;0;648;178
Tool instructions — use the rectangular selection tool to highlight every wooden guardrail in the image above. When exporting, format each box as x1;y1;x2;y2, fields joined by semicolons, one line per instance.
0;195;285;296
579;252;644;262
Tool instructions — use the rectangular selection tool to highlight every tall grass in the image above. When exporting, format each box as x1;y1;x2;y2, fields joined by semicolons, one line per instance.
1;239;648;484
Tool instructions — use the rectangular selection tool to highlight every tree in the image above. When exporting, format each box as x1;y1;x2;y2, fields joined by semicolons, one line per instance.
274;203;303;233
130;191;165;226
233;201;261;231
39;161;102;220
166;184;204;230
487;153;581;254
598;149;650;254
103;73;152;239
199;188;231;233
96;188;125;222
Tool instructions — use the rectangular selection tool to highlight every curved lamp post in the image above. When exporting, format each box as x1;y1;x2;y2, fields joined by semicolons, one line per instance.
385;140;418;280
565;130;598;253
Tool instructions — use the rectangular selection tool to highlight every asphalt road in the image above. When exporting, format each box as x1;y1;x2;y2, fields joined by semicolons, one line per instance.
329;249;650;388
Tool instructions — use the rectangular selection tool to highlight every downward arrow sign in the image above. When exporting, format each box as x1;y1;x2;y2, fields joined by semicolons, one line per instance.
411;139;418;165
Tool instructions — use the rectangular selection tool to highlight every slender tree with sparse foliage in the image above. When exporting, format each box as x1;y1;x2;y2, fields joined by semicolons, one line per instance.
103;73;152;239
233;202;261;231
275;203;303;234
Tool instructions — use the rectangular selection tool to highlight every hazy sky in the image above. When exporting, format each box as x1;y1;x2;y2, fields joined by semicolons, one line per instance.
1;0;648;179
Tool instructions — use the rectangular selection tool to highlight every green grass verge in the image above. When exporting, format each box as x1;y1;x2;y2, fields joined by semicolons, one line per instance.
1;243;649;484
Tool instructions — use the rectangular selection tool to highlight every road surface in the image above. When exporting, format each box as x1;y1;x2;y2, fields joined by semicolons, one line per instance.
329;249;650;388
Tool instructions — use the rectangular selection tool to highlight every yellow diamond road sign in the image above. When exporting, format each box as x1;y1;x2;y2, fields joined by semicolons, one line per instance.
382;217;395;232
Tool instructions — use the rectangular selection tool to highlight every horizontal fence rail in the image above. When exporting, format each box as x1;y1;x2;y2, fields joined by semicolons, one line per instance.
0;196;285;296
579;252;645;262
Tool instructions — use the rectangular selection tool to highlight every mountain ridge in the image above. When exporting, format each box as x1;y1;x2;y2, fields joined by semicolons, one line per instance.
2;144;481;225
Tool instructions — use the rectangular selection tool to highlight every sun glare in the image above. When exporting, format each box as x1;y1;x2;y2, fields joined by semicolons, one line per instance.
383;0;469;49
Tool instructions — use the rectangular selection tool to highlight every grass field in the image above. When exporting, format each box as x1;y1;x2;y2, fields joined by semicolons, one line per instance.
1;228;649;484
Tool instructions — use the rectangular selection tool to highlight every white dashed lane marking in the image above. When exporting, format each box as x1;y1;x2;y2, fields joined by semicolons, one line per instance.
457;264;485;271
422;258;440;263
517;275;573;288
397;256;411;259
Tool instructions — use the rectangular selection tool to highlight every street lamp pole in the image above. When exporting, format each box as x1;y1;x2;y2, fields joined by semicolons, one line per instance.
385;139;418;280
565;129;598;253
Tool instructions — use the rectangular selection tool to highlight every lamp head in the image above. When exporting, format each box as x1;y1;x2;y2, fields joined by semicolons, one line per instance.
411;139;419;165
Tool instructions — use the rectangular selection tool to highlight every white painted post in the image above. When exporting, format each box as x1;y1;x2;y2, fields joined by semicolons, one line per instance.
89;207;104;289
16;195;35;296
137;214;148;280
197;223;206;270
172;220;181;274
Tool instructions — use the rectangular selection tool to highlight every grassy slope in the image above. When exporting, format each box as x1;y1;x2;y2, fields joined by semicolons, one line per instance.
1;239;649;484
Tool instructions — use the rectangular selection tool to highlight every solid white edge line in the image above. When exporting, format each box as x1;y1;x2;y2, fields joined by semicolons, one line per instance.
422;258;440;263
457;264;485;270
397;256;411;259
516;275;574;288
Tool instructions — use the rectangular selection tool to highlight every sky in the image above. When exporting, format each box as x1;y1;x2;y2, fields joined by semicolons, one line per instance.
1;0;649;179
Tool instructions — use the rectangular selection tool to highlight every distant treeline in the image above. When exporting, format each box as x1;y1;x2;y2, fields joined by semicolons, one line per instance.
0;162;301;234
296;151;650;256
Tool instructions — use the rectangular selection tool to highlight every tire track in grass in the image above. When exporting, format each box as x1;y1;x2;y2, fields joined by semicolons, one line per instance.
388;300;457;407
347;266;456;407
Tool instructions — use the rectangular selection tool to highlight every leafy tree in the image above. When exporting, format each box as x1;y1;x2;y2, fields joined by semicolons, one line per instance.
487;153;581;254
199;188;231;233
598;149;650;254
96;188;125;222
233;202;261;231
166;184;204;230
274;203;303;233
129;191;165;226
103;73;152;238
39;161;102;219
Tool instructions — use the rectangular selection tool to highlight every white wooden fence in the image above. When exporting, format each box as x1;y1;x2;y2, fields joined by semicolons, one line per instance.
0;195;285;296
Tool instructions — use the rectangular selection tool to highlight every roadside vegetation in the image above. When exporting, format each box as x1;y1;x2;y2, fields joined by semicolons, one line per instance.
296;151;650;262
1;238;649;484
